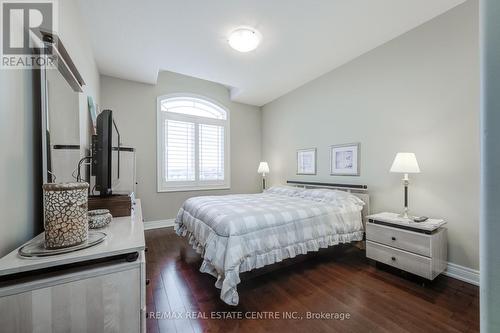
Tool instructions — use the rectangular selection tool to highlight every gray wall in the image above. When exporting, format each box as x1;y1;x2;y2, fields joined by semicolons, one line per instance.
100;72;262;221
480;0;500;330
0;0;100;256
0;70;40;257
262;0;479;270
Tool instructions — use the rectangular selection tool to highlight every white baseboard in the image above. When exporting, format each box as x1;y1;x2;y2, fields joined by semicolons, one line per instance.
144;219;175;230
443;262;480;286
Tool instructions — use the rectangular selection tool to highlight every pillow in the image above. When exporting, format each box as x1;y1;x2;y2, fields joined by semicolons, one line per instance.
299;188;365;206
265;185;304;197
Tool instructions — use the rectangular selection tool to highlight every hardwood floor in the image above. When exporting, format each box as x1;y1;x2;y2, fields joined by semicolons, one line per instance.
145;228;479;333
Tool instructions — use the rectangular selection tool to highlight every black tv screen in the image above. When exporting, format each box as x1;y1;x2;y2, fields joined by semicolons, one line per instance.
93;109;120;196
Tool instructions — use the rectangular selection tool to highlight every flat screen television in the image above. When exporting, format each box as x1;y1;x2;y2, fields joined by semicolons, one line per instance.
92;109;120;196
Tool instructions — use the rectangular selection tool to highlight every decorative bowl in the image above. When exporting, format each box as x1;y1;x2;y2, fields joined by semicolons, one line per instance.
88;209;112;229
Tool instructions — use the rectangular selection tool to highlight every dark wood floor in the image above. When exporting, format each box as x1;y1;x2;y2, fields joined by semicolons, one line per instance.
145;228;479;333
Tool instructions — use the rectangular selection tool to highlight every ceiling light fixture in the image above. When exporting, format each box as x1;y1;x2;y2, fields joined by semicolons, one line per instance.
228;27;261;52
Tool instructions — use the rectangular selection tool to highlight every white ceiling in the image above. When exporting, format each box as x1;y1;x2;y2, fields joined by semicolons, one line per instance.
78;0;465;106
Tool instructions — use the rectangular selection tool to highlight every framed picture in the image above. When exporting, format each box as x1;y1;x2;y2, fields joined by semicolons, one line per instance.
87;96;97;135
297;148;317;175
330;143;360;176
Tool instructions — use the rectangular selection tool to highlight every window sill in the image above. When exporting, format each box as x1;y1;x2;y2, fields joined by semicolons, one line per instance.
157;185;231;193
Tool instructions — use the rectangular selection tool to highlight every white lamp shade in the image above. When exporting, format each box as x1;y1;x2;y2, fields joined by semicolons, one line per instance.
390;153;420;173
257;162;270;174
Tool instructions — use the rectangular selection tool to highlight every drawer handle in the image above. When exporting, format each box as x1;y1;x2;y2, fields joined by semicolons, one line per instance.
391;236;396;241
391;256;396;261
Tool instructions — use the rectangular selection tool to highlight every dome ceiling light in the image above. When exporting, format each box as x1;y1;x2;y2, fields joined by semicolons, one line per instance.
228;27;261;52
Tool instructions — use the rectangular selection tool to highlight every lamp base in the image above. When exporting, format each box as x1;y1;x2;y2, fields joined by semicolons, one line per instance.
399;177;412;220
398;212;412;220
398;208;412;220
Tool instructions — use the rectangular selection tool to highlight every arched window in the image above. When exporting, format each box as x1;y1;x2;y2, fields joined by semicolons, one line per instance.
157;94;230;191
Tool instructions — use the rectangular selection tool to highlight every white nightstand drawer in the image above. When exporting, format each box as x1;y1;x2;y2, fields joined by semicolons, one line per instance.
366;241;432;279
366;223;431;257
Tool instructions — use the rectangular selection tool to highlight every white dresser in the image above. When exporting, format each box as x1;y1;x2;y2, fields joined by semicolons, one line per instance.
0;200;146;333
366;212;447;280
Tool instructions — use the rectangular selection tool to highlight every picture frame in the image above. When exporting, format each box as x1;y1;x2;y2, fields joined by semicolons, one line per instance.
330;143;360;176
297;148;317;175
87;96;97;135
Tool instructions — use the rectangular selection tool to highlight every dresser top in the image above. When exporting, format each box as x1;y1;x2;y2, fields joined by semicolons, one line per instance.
0;200;145;277
367;212;446;232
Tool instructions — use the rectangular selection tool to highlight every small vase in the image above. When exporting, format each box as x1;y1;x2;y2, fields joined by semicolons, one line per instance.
43;182;89;249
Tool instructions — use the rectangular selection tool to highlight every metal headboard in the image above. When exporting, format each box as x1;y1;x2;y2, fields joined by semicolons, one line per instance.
286;180;370;228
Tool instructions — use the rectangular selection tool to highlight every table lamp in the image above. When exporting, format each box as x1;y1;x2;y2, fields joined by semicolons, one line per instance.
257;162;270;190
390;153;420;219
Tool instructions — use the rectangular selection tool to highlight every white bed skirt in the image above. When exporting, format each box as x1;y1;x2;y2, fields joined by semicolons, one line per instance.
175;206;363;306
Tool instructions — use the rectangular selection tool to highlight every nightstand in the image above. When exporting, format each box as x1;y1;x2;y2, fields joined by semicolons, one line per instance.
366;212;447;280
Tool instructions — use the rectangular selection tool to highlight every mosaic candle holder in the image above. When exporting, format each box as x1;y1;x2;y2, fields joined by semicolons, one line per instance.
43;182;89;249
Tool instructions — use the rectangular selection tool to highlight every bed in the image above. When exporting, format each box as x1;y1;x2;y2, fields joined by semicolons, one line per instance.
174;181;369;305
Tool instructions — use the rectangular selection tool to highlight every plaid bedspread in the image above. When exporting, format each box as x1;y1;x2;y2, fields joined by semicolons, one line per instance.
175;192;364;305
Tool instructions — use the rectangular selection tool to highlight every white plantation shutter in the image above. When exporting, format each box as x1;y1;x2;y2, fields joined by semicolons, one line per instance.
199;124;224;181
157;95;229;191
165;120;195;181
